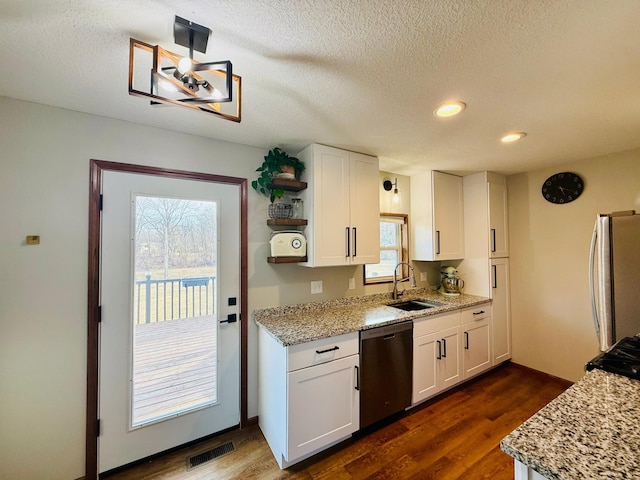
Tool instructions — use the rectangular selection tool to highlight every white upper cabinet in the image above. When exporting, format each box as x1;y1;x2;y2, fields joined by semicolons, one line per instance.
297;144;379;267
410;171;464;261
488;179;509;258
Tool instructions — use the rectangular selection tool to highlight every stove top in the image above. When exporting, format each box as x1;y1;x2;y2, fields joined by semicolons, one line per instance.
586;335;640;380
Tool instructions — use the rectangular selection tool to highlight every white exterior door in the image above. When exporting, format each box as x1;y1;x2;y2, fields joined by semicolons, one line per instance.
98;171;240;473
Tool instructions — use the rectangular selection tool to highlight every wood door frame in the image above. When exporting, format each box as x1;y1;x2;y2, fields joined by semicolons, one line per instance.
86;159;249;480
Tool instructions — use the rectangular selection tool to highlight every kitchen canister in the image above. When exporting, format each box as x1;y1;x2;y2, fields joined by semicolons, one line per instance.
291;198;304;219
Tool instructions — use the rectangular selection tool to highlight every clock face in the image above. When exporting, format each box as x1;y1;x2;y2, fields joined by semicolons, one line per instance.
291;238;302;249
541;172;584;204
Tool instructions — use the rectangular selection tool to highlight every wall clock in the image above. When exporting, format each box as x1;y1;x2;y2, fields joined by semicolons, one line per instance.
541;172;584;204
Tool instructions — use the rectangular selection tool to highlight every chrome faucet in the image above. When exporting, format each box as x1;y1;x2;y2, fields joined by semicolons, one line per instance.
392;262;417;300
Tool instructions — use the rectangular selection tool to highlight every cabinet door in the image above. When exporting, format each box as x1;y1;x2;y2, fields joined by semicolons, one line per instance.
439;326;462;389
349;152;380;265
488;181;509;258
287;354;359;461
312;145;351;266
412;332;439;404
433;172;464;260
462;319;491;379
491;258;512;363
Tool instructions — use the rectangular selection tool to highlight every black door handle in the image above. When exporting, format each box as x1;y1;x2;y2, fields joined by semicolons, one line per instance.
464;331;469;349
437;340;442;360
355;365;360;391
220;313;237;324
442;338;447;358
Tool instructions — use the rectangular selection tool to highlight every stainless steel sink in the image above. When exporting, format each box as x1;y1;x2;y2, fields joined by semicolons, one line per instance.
388;299;441;311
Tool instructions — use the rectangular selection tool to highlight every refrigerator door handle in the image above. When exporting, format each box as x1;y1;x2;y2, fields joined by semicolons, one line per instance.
589;220;601;339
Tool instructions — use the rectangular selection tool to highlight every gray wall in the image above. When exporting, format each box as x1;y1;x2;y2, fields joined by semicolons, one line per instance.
0;96;435;479
507;149;640;381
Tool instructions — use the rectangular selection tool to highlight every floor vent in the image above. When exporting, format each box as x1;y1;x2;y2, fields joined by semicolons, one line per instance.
187;441;235;470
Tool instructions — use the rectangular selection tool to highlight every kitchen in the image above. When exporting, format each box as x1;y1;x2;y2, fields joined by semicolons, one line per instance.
2;2;640;480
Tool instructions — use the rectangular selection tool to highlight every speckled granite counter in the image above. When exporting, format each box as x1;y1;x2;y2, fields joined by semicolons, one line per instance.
254;289;490;346
500;368;640;479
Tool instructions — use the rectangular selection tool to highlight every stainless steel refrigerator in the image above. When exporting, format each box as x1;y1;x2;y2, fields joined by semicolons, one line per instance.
589;210;640;351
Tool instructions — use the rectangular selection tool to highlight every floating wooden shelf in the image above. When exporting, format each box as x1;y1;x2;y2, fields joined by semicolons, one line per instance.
270;178;307;192
267;256;308;264
267;218;308;227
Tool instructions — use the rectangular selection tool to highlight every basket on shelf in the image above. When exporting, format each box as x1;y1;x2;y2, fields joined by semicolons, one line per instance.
268;203;293;219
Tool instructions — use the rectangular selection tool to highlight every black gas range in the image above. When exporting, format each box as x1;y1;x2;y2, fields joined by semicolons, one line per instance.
586;335;640;381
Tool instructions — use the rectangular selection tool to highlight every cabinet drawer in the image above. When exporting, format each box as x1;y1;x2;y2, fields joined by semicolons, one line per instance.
413;311;460;337
461;304;491;323
287;332;359;372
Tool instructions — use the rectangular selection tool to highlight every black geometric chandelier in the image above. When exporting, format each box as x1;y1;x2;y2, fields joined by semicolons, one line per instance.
128;16;241;122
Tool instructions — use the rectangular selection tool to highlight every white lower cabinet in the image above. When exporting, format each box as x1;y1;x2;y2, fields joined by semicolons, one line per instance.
412;311;462;404
491;258;512;364
287;354;359;461
413;305;492;405
258;329;359;469
462;307;492;379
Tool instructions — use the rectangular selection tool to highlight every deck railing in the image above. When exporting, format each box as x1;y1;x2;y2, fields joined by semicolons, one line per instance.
134;275;216;324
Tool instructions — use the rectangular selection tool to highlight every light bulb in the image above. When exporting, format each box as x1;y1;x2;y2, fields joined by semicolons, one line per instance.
501;132;527;143
392;188;400;203
434;101;466;118
177;57;192;74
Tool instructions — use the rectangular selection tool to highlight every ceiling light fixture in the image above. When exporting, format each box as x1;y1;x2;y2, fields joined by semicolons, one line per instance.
128;16;241;122
501;132;527;143
434;101;466;118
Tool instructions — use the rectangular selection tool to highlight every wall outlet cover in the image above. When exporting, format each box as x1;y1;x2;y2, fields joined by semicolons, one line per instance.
311;280;323;294
349;278;355;290
420;272;427;281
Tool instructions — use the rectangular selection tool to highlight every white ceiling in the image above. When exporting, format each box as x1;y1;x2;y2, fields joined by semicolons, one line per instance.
2;0;640;175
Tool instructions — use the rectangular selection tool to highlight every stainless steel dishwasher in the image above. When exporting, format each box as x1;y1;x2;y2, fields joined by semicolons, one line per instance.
359;321;413;429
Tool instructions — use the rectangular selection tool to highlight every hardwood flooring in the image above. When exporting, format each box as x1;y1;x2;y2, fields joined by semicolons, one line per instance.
104;363;572;480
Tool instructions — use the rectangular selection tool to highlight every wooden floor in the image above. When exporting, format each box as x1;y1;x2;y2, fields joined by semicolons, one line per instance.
132;316;217;425
105;363;571;480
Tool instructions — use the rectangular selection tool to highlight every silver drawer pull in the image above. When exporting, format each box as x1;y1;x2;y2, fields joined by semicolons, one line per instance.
316;346;339;354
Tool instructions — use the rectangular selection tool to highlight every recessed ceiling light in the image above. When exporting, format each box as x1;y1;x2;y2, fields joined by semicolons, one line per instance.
434;101;466;118
501;132;527;143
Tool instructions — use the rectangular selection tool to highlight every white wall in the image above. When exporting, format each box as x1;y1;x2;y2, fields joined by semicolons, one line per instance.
0;97;436;480
507;148;640;382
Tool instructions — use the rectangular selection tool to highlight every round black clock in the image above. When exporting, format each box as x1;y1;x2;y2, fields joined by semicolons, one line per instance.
541;172;584;204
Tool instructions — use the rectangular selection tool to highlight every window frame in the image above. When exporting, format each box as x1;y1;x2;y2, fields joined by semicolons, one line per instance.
364;213;409;285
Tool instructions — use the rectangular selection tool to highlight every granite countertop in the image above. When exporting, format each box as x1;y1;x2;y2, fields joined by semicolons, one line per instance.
254;288;490;346
500;368;640;479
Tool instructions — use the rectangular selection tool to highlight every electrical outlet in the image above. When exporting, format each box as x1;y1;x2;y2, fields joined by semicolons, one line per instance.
420;272;427;282
311;280;323;294
349;278;355;290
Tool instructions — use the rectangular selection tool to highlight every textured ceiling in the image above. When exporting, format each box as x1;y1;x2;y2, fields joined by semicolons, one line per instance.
1;0;640;175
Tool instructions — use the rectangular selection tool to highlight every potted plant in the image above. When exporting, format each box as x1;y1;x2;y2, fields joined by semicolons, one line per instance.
252;148;305;202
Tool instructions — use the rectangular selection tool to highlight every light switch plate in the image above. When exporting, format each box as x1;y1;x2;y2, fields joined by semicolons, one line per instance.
420;272;427;281
349;278;355;290
311;280;323;294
